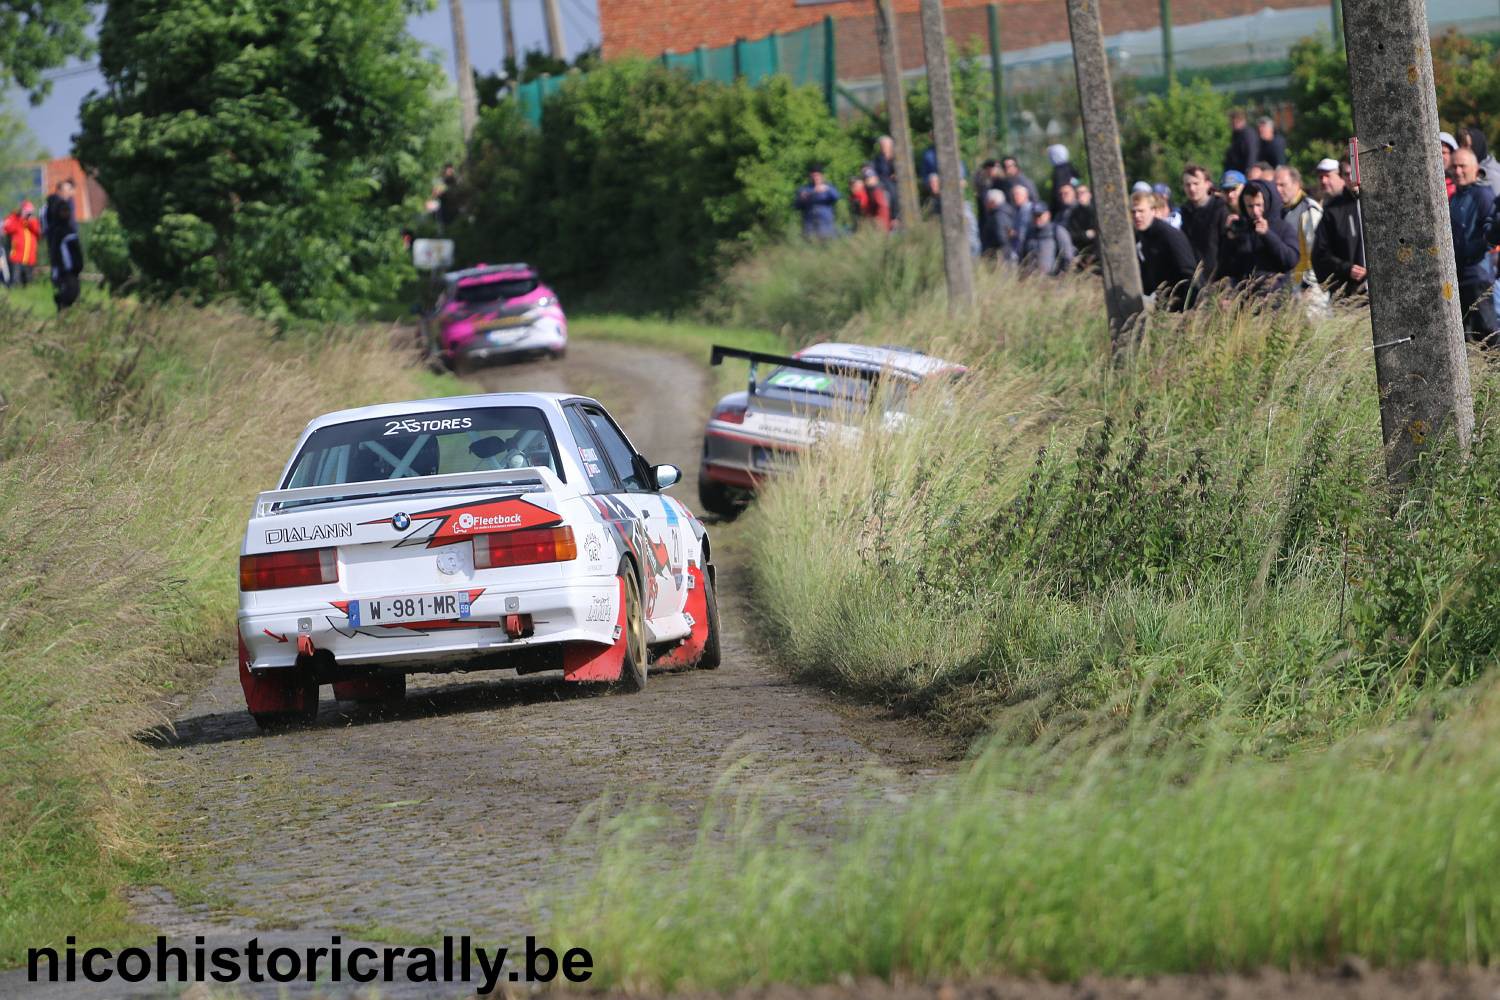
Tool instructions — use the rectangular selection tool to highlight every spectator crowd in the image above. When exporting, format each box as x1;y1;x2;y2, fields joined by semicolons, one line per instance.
2;177;86;311
793;111;1500;343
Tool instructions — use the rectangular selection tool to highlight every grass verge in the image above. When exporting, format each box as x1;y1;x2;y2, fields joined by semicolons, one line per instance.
0;300;456;966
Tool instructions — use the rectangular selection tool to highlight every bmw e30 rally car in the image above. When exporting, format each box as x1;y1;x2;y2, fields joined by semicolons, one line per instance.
238;392;718;728
423;263;567;371
697;343;966;517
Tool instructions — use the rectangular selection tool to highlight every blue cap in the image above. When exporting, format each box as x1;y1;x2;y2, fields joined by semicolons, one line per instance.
1220;169;1246;188
1152;182;1171;198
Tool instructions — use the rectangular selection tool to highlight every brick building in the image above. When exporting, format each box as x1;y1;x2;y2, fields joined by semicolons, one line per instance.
599;0;1324;79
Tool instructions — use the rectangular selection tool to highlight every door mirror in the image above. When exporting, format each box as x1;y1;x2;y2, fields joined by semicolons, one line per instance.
653;464;682;491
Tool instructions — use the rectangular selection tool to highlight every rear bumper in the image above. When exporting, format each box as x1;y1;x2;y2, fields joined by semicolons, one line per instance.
700;427;801;491
239;576;616;673
445;318;566;365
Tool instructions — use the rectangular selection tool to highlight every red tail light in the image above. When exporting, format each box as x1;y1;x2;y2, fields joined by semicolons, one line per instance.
240;547;338;591
474;526;577;569
712;401;747;425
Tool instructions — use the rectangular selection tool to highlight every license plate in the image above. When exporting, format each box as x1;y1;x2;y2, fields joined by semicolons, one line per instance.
751;446;794;471
348;592;472;627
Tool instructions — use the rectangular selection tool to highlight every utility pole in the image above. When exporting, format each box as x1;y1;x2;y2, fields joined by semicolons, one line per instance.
873;0;920;226
918;0;975;312
543;0;567;60
500;0;518;72
1343;0;1473;482
1331;0;1345;52
449;0;478;141
1065;0;1143;348
986;3;1006;149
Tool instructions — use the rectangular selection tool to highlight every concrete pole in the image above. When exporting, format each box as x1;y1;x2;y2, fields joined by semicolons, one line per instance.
1343;0;1473;482
1159;0;1175;88
918;0;976;312
1065;0;1144;348
543;0;567;60
873;0;920;225
986;3;1006;149
1331;0;1346;52
449;0;478;141
500;0;518;72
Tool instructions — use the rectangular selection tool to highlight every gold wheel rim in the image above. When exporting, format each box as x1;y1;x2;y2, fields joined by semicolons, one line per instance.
625;572;646;667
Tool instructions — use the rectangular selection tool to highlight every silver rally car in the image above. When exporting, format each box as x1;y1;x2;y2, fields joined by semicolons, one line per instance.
696;342;966;517
238;392;720;728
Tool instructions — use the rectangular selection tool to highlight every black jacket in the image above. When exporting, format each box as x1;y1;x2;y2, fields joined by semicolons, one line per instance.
1049;161;1080;214
1259;132;1287;168
1136;218;1197;311
1067;203;1097;257
1224;126;1259;173
1179;196;1228;283
1218;179;1297;290
1312;190;1366;297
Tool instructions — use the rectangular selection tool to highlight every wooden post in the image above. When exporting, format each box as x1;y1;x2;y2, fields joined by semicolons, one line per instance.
543;0;566;60
1065;0;1144;347
500;0;517;71
1343;0;1473;481
873;0;920;224
449;0;478;141
919;0;976;312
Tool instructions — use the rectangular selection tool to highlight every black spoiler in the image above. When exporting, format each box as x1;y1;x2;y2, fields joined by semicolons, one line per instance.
708;344;885;382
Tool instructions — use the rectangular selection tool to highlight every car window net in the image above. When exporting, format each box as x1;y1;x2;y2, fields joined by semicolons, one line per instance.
281;407;562;501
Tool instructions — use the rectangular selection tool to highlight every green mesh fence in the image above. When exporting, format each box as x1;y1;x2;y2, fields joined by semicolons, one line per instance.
512;20;833;124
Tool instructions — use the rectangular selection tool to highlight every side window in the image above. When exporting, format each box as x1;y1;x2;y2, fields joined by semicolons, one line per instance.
564;407;619;494
583;408;648;492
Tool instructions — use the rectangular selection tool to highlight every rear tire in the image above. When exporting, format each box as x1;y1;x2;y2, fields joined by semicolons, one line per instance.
697;477;741;520
617;558;647;692
697;565;722;670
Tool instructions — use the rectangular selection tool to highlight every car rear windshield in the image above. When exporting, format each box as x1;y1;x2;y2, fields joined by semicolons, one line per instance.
455;277;538;304
761;366;875;403
282;407;562;495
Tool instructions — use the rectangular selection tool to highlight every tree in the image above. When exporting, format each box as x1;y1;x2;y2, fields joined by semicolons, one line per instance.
1286;37;1353;174
1121;79;1228;189
0;0;93;100
1431;31;1500;142
0;109;43;207
76;0;450;321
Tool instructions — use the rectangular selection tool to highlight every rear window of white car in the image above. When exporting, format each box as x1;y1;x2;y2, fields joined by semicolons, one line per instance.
282;407;562;489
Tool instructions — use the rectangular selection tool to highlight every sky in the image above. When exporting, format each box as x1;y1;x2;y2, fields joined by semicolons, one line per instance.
8;0;600;159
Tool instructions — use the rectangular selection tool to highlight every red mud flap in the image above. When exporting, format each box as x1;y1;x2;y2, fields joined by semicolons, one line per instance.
238;635;318;715
332;675;406;702
562;577;627;683
652;563;710;671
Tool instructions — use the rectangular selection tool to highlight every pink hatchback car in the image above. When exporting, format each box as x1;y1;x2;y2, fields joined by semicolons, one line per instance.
425;263;568;371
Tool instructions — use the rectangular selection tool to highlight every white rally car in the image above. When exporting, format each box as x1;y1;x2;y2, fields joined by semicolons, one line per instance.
237;392;719;728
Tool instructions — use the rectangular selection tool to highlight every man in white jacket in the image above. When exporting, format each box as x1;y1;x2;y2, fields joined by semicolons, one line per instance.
1275;165;1328;316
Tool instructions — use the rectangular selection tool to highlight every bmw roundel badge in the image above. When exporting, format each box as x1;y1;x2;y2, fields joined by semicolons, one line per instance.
392;512;411;532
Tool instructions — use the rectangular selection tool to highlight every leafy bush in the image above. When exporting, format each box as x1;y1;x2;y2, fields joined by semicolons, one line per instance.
1121;79;1230;188
1286;37;1353;175
1433;31;1500;142
75;0;451;322
456;60;860;310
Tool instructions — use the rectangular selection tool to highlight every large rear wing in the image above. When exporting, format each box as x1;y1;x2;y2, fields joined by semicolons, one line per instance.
709;345;886;382
254;466;566;517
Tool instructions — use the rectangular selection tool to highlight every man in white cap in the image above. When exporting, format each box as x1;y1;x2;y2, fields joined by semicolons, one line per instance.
1312;158;1366;299
1046;143;1079;214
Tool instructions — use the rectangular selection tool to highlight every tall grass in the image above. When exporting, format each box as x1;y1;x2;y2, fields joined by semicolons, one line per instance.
555;685;1500;991
546;241;1500;990
0;299;447;965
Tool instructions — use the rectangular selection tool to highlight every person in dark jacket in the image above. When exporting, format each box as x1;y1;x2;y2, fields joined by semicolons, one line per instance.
1066;183;1097;260
1256;117;1286;169
1224;109;1259;174
1000;155;1040;206
1451;148;1497;341
1179;164;1227;289
46;198;84;310
872;135;902;222
1046;144;1080;214
1132;191;1196;311
794;166;841;239
1217;179;1298;293
1311;158;1367;299
1460;126;1500;199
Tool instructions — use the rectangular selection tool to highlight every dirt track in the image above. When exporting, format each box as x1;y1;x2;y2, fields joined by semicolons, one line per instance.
0;338;949;999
